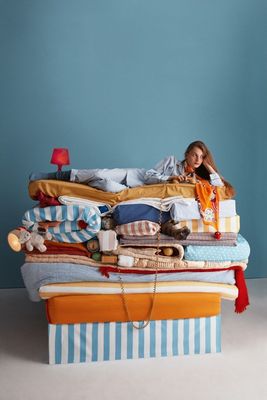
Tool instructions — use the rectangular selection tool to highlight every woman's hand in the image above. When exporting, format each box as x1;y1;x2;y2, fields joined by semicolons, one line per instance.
169;175;187;183
202;159;216;174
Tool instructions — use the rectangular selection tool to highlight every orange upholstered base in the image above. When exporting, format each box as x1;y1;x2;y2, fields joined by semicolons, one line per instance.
46;292;221;324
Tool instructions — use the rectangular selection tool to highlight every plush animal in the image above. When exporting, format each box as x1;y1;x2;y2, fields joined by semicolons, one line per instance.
101;216;116;230
24;232;46;252
8;228;52;252
161;220;191;240
18;229;31;244
20;229;52;252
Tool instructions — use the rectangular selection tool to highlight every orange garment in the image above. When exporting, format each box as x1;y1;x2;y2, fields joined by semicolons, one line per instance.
195;178;219;232
45;292;221;324
183;164;220;231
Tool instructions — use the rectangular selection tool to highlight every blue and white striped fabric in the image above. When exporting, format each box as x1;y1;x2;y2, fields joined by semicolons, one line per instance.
48;316;221;364
22;205;101;243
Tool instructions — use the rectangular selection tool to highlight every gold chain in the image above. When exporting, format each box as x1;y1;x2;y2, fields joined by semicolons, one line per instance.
118;190;165;329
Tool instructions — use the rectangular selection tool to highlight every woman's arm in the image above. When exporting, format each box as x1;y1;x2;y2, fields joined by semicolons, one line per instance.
202;160;224;187
144;156;179;184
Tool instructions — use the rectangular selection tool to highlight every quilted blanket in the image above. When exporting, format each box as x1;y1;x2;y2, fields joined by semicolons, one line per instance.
184;234;250;262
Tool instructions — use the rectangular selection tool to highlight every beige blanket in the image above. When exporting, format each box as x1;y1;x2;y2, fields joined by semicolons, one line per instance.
25;253;247;271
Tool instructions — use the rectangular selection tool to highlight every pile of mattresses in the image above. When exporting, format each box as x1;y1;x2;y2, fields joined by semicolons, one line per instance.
10;179;250;364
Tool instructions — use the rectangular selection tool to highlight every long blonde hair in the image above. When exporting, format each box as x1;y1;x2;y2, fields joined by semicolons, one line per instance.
184;141;235;197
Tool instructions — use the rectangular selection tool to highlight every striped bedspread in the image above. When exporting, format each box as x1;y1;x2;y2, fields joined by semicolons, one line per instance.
22;205;101;243
180;215;240;233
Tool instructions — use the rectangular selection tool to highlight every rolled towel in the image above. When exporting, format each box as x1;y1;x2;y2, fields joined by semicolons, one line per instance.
118;255;135;267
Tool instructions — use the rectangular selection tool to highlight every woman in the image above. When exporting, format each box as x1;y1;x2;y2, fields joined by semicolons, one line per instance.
144;140;235;197
29;141;234;196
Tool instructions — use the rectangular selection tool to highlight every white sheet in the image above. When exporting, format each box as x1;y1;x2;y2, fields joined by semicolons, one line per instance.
171;199;236;221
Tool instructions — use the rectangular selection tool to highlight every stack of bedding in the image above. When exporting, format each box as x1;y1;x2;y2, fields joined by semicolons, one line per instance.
12;179;250;363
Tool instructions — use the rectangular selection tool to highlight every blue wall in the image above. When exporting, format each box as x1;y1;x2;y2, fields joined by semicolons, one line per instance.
0;0;266;287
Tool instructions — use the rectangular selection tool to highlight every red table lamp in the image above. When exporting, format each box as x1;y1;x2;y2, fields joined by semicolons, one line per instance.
50;148;70;171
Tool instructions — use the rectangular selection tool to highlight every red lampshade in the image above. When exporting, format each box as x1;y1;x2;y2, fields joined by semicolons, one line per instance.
50;148;70;171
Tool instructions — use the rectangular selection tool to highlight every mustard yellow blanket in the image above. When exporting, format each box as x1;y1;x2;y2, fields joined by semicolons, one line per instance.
29;179;233;205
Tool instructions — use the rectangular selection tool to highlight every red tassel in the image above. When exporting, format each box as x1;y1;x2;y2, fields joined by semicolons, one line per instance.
37;190;61;208
234;268;250;313
99;267;110;278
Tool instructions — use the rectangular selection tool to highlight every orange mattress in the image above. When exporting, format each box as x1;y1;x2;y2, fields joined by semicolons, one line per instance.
29;179;232;205
45;292;221;324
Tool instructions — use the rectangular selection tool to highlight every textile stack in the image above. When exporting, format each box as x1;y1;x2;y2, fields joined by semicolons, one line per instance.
9;176;250;364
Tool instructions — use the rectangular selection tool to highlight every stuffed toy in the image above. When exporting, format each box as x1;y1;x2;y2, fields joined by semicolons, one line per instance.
161;220;191;240
25;230;52;252
101;216;116;230
7;228;52;252
24;231;47;252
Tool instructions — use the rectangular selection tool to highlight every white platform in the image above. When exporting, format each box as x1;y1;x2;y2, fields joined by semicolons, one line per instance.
0;278;267;400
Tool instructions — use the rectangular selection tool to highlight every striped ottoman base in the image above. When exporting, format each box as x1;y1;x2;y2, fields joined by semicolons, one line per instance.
48;315;221;364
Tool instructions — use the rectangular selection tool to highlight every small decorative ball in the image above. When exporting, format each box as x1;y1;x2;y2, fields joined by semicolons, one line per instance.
92;252;102;261
86;238;100;253
214;231;221;240
162;247;174;256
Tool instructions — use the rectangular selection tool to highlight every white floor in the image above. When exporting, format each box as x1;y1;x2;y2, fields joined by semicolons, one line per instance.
1;279;267;400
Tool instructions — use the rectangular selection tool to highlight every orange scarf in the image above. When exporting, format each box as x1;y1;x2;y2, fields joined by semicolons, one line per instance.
195;177;219;231
184;164;219;231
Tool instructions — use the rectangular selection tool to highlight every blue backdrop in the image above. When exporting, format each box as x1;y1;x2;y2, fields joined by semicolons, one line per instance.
0;0;266;287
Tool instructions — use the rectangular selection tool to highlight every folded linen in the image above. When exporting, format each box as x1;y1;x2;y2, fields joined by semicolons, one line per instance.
115;242;184;261
22;205;101;243
115;220;160;236
24;242;91;257
119;232;238;247
112;196;187;211
113;206;240;231
112;196;235;213
113;204;170;225
170;199;236;221
24;253;247;271
179;215;240;233
21;262;236;301
184;234;250;262
39;280;238;300
58;195;112;216
28;179;233;205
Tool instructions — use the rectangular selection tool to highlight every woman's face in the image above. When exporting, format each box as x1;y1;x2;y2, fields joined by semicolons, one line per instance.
186;146;204;169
